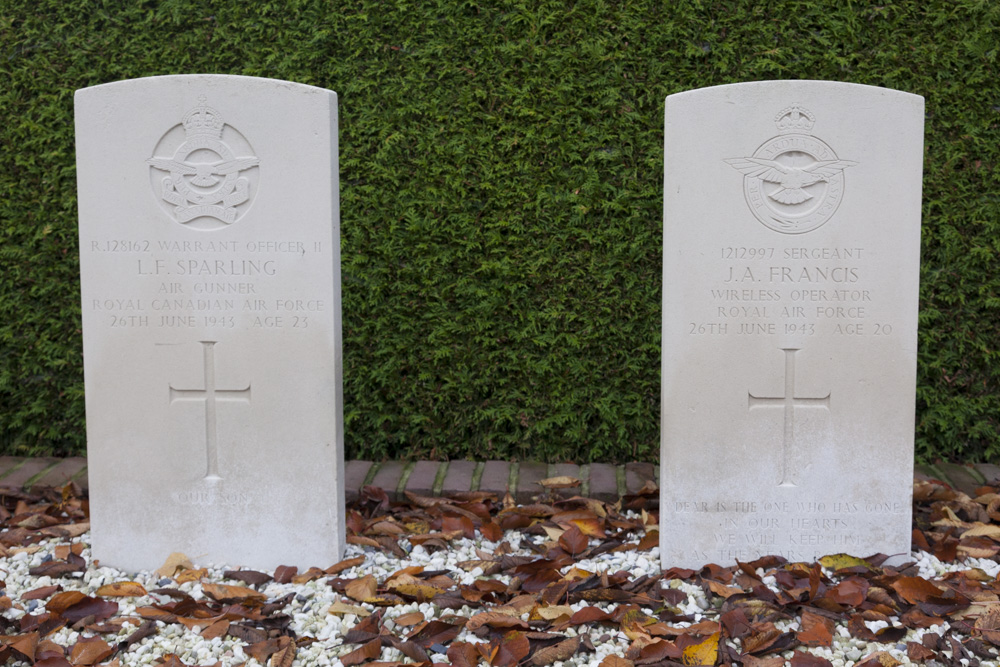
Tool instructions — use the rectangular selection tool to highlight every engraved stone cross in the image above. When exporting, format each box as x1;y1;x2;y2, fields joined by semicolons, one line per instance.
168;341;251;481
748;348;830;487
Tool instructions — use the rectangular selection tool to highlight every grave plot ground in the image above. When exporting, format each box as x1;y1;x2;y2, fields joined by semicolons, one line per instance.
1;477;1000;667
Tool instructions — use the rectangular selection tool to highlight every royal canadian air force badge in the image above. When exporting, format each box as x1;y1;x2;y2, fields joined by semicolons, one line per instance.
147;97;260;230
725;105;857;234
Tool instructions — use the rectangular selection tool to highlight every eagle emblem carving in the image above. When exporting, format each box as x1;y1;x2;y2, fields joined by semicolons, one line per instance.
726;105;857;234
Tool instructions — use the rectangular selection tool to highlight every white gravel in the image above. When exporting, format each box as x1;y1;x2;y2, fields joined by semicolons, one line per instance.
1;525;997;667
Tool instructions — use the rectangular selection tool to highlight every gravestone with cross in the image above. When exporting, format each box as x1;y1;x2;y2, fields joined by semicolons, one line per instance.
76;75;344;571
660;81;924;568
166;341;252;481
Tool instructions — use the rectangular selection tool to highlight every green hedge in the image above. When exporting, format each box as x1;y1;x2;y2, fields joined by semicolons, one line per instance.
2;0;998;462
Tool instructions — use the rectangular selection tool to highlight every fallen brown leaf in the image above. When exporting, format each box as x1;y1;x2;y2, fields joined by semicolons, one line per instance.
34;657;74;667
328;600;371;617
974;604;1000;645
69;636;113;666
599;657;633;667
201;583;266;604
200;618;230;640
467;611;531;632
493;630;530;667
855;651;903;667
558;525;588;556
789;651;833;667
906;641;936;661
23;585;61;601
534;605;574;621
155;553;194;578
394;611;425;626
35;639;66;661
269;637;295;667
175;568;207;584
341;638;382;666
529;636;579;666
797;611;834;647
680;630;719;666
46;591;87;614
273;565;298;583
96;581;148;597
447;642;479;667
8;631;39;661
223;569;272;587
742;656;784;667
890;576;947;604
345;575;378;602
538;476;581;490
481;521;503;542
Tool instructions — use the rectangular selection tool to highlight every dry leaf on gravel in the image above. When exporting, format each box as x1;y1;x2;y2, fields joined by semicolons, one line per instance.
96;581;148;597
327;600;371;617
69;636;113;666
345;574;377;602
155;553;193;578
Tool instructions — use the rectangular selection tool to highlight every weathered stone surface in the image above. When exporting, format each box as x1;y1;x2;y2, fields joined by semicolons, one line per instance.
936;462;984;497
587;463;620;502
371;461;406;500
516;462;549;503
976;464;1000;487
625;462;655;494
405;461;444;497
33;458;89;490
0;458;61;489
76;75;343;571
479;461;511;496
345;460;373;503
660;81;923;568
441;460;476;497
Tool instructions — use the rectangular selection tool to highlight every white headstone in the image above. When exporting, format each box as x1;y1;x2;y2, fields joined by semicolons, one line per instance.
660;81;924;568
75;75;344;571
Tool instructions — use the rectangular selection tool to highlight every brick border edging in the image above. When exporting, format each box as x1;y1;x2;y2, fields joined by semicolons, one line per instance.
0;457;657;504
1;457;995;504
346;460;658;504
0;457;89;491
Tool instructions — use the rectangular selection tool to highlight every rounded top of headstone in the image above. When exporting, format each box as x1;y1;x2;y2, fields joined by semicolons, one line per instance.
664;80;924;106
75;73;337;98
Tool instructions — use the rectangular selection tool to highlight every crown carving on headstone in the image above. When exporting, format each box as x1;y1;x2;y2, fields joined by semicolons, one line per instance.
774;104;815;133
182;97;225;139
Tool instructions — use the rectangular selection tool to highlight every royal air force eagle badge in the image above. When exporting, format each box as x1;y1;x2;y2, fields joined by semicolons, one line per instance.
147;97;260;230
725;105;857;234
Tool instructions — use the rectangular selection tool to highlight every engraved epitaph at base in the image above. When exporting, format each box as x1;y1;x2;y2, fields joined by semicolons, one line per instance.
661;81;923;568
76;75;344;571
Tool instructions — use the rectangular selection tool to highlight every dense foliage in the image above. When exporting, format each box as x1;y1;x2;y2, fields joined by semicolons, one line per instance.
1;0;998;462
